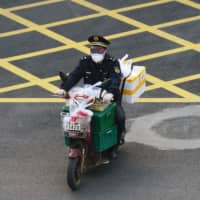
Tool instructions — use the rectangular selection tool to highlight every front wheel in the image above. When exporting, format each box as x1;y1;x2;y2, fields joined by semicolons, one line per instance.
67;157;81;190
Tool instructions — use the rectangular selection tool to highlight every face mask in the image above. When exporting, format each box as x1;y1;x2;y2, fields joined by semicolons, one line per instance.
91;52;106;63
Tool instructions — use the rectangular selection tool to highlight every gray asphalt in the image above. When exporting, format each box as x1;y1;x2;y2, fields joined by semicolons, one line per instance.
0;0;200;199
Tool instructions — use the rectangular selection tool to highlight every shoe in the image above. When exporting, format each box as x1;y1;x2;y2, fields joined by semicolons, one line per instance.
100;157;110;164
119;138;125;145
110;151;118;159
109;146;119;160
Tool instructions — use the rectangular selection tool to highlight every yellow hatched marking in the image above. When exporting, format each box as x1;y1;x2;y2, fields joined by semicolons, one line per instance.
0;7;89;97
155;15;200;29
0;13;103;38
1;45;189;95
70;0;200;102
5;45;69;62
0;45;194;94
146;74;200;99
176;0;200;10
1;0;198;39
1;97;200;103
0;76;60;94
1;14;199;40
3;37;190;64
7;0;65;11
72;0;199;53
0;98;65;103
0;8;90;54
147;74;200;91
0;59;58;93
115;0;174;12
0;28;32;38
3;14;197;63
137;98;200;103
0;82;34;93
4;29;144;62
43;13;104;28
79;29;145;46
0;0;199;103
133;46;190;62
0;2;199;42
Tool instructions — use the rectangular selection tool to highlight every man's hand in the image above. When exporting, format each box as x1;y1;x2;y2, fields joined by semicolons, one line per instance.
55;89;67;97
103;93;113;103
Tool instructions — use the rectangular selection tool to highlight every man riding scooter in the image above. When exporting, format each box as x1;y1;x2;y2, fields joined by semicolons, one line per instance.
56;35;126;159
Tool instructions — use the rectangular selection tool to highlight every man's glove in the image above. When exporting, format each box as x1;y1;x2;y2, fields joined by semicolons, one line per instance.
102;93;113;103
55;89;67;97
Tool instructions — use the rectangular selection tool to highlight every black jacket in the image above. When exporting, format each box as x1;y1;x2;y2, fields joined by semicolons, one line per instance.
61;54;122;101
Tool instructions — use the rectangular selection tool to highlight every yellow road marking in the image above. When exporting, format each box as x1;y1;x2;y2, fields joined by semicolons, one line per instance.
43;13;104;28
1;97;200;103
176;0;200;10
0;82;34;93
137;98;200;103
0;6;89;96
133;46;190;62
115;0;174;12
0;0;199;103
0;59;58;93
0;13;103;38
79;29;145;46
146;74;200;99
5;45;69;62
0;45;194;94
73;0;199;53
155;15;200;29
147;73;200;91
1;2;199;39
0;45;188;94
0;8;90;54
0;76;60;94
7;0;65;11
3;25;195;63
0;28;32;38
4;29;144;62
0;98;65;103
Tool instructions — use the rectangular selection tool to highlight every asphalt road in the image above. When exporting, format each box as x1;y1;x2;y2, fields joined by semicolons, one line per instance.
0;0;200;199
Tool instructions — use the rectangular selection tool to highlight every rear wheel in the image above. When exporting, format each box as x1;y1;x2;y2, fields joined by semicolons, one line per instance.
67;157;81;190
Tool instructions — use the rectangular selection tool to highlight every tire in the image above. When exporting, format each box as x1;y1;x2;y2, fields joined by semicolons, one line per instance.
67;157;81;190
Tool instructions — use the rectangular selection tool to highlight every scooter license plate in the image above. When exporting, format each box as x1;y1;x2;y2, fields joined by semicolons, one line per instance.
66;122;81;131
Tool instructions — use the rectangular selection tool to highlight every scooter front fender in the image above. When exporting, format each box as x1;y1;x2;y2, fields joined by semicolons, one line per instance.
68;148;82;158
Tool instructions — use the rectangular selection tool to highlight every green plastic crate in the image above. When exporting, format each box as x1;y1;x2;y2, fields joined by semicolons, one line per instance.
62;103;116;133
62;105;69;113
91;102;116;133
64;133;69;146
92;125;117;152
61;103;117;151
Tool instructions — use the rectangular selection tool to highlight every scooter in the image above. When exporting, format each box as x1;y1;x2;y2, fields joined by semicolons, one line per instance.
58;72;118;190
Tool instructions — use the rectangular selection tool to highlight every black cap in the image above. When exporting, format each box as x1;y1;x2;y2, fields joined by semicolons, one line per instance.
88;35;110;48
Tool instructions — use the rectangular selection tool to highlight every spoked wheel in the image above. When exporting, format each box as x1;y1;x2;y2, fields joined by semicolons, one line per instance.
67;157;81;190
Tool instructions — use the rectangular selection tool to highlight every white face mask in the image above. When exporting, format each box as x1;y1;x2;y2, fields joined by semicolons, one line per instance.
91;52;105;63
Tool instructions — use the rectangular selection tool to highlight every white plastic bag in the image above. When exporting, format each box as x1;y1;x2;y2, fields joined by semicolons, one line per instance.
119;54;146;104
